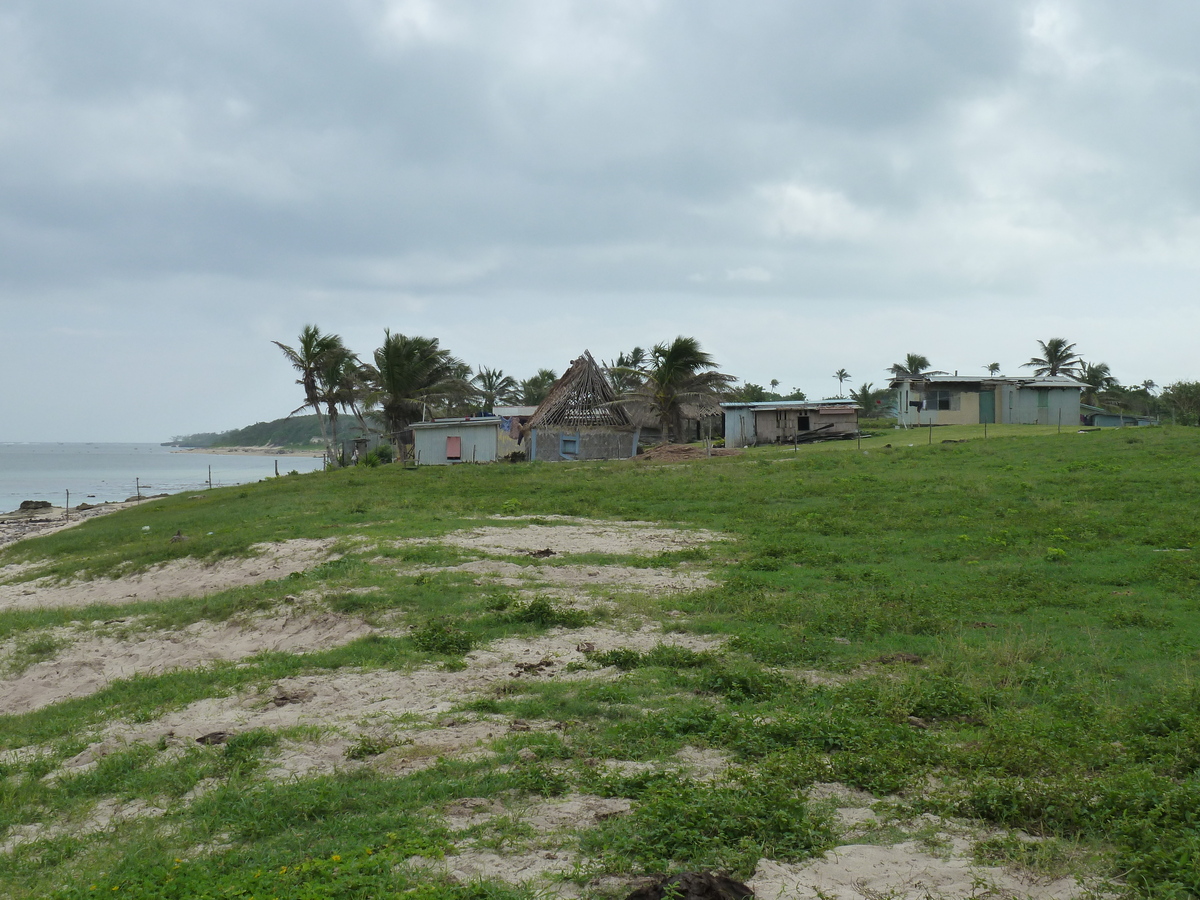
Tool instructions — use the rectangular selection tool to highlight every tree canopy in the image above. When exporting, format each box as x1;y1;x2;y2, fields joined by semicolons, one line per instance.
1023;338;1082;377
619;336;734;443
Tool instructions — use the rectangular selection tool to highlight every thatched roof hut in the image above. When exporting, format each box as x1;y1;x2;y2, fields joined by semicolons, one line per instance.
525;351;638;461
527;351;631;429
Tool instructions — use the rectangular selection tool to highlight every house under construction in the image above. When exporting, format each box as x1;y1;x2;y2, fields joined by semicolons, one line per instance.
526;351;640;461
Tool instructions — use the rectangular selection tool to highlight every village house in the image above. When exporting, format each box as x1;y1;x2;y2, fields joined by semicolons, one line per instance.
410;416;500;465
525;351;640;461
721;400;860;448
890;374;1085;426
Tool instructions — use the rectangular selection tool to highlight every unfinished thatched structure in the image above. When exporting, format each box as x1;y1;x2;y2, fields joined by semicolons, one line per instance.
526;351;639;461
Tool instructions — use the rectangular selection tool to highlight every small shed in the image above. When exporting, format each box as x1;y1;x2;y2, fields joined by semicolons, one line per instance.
721;400;860;448
526;351;639;461
410;417;500;465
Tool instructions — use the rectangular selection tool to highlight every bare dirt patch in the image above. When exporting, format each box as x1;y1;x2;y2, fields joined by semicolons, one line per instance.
0;539;336;611
423;558;714;594
53;625;723;773
0;797;166;854
419;793;632;898
0;610;372;716
750;824;1092;900
428;521;723;557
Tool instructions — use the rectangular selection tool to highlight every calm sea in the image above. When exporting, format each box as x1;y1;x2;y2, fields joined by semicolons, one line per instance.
0;444;324;514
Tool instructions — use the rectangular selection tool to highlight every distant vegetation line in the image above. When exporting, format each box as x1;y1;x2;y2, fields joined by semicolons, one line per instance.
168;415;368;448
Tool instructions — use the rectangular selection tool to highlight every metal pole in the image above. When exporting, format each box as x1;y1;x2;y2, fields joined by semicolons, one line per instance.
1058;408;1062;434
136;478;141;502
928;422;933;444
65;489;69;521
208;465;212;489
275;459;279;477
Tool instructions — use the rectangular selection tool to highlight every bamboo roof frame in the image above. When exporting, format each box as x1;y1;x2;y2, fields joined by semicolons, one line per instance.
527;351;632;429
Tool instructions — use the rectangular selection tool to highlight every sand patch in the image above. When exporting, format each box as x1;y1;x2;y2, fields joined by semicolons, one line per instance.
1;797;165;854
428;558;714;594
429;521;722;557
414;849;582;893
418;793;631;898
750;830;1090;900
0;610;371;716
50;626;722;764
0;539;336;611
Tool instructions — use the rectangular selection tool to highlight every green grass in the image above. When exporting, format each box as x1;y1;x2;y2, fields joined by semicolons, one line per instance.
2;426;1200;897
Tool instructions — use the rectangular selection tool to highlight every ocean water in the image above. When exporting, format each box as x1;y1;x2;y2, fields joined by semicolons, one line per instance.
0;443;325;514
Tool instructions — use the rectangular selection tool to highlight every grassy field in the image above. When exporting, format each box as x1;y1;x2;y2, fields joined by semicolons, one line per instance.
1;425;1198;898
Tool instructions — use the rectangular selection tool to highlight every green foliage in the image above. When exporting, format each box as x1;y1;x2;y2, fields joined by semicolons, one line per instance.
494;596;591;628
584;770;834;876
409;618;477;655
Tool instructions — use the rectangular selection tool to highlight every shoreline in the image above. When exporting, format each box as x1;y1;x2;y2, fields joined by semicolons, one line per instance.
0;499;148;550
172;446;323;457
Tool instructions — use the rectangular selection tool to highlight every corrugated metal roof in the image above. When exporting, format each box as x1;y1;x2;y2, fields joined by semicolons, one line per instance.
411;417;501;430
721;400;859;411
889;375;1088;389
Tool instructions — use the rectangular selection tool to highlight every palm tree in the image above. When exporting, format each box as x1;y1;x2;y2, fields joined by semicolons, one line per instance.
849;382;891;417
273;325;346;452
1078;361;1118;406
315;345;363;458
605;348;646;395
1023;338;1081;377
620;336;734;443
363;331;470;449
833;368;851;397
519;369;558;406
472;367;520;412
984;362;1001;376
888;353;942;378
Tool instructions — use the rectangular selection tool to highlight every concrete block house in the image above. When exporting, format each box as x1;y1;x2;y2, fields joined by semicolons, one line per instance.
525;351;640;461
890;375;1085;426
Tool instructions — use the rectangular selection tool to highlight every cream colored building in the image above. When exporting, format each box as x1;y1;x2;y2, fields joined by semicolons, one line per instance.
891;375;1085;426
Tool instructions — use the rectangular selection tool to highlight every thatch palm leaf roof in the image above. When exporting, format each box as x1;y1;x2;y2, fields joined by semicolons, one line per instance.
527;351;631;428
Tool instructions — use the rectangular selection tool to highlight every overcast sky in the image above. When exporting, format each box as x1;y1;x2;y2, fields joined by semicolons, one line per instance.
3;1;1199;441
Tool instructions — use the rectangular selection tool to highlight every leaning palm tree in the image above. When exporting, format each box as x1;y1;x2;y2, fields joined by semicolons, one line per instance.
984;362;1001;376
273;325;346;452
833;368;852;397
619;336;734;443
363;331;470;449
888;353;943;378
472;367;520;413
1023;338;1081;377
